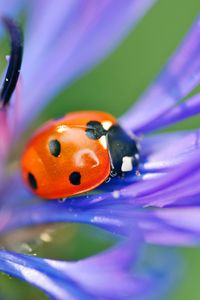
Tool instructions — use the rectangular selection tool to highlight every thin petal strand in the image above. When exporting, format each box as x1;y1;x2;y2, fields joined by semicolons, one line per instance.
120;16;200;133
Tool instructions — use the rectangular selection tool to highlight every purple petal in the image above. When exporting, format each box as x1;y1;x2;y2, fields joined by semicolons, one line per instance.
120;15;200;133
141;130;200;172
0;110;10;161
16;0;156;131
3;197;200;246
0;1;24;40
0;0;23;18
0;173;30;207
0;241;158;300
101;131;200;202
140;207;200;246
140;93;200;132
123;149;200;207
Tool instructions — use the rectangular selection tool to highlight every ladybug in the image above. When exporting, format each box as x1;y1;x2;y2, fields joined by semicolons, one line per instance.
21;111;140;199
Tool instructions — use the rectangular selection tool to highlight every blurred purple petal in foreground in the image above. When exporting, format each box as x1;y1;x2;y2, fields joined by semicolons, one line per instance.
19;0;157;131
0;239;172;300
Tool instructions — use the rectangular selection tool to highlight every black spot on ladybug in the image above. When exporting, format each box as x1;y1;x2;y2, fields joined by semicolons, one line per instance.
28;172;37;190
49;139;61;157
69;172;81;185
86;121;107;140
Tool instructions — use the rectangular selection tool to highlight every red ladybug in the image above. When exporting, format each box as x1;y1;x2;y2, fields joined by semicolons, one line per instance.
21;111;140;199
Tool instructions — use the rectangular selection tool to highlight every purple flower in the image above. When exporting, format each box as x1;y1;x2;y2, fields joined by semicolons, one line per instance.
4;12;200;247
0;2;200;298
0;1;170;299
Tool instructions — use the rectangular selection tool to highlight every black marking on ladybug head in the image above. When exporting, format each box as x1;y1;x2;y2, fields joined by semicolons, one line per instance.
86;121;107;140
69;172;81;185
28;172;37;190
107;124;140;176
49;139;61;157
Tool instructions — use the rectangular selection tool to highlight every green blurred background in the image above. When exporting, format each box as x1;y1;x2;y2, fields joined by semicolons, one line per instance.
1;0;200;298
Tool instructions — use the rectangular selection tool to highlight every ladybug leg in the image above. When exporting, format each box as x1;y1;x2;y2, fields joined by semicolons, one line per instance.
106;124;140;177
58;198;67;203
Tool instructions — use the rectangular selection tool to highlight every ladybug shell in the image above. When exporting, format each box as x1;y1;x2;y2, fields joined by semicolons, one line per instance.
21;111;116;199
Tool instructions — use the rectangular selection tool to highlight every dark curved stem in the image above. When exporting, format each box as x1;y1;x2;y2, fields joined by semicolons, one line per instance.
0;16;23;107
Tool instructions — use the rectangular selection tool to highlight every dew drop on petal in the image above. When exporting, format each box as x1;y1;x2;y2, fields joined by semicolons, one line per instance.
136;169;141;176
112;190;120;199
